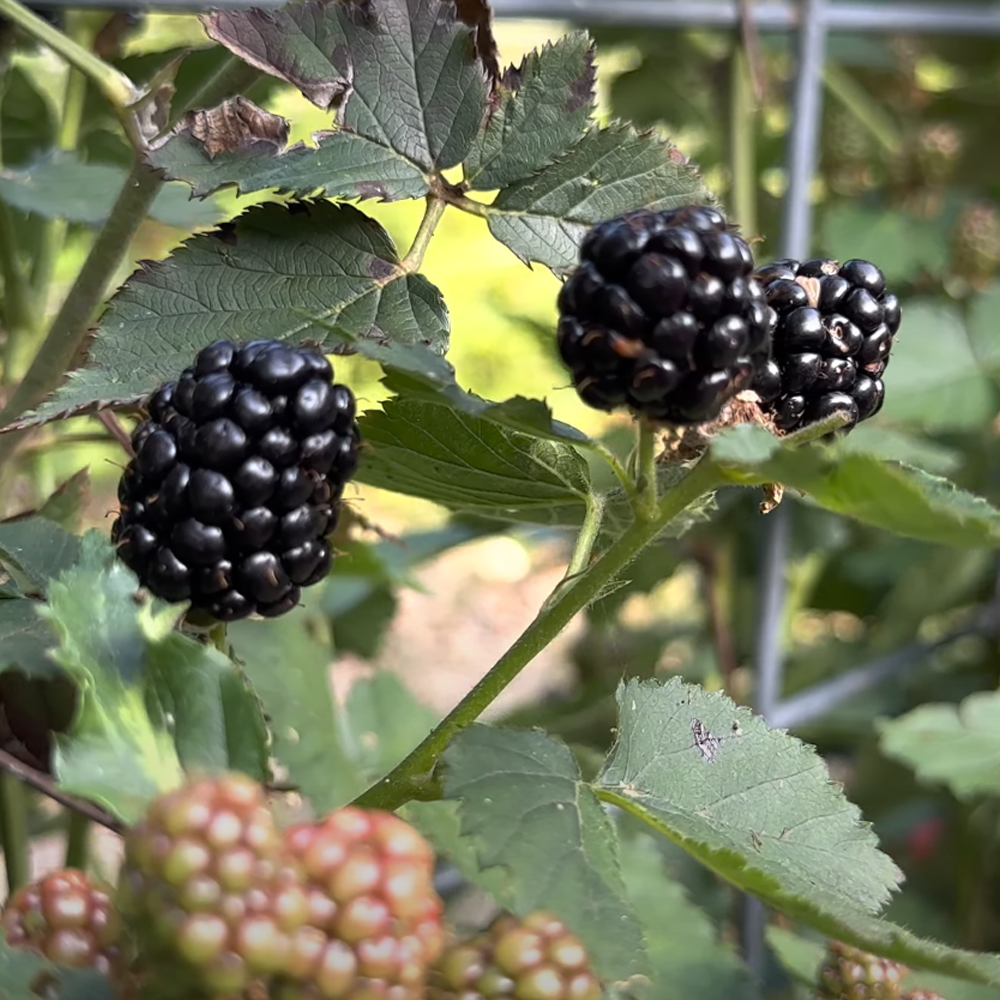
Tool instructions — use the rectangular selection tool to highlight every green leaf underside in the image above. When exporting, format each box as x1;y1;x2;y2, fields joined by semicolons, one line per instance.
22;201;448;429
0;932;115;1000
205;0;488;170
219;666;271;781
618;833;757;1000
599;679;1000;987
42;534;184;823
485;123;713;272
0;598;57;678
878;691;1000;799
465;33;596;192
149;120;430;202
357;396;592;527
442;725;648;981
0;151;224;228
0;517;82;595
598;678;901;914
710;425;1000;547
230;607;364;812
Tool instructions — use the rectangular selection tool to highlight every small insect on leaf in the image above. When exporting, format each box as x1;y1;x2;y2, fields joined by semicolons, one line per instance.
691;719;723;763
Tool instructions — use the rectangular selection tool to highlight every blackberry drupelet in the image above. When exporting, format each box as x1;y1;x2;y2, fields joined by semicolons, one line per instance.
751;257;901;432
274;808;444;1000
556;205;776;424
2;869;122;976
118;773;310;998
428;911;601;1000
111;340;360;622
819;941;907;1000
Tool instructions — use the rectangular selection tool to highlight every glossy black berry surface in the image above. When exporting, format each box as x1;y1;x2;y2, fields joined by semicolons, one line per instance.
111;340;360;621
557;206;776;424
750;257;900;432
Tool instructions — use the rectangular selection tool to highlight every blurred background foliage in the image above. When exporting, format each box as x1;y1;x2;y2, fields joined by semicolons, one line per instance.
5;3;1000;966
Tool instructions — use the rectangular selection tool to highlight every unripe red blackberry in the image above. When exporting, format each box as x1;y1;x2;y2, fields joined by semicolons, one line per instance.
819;941;907;1000
111;339;360;622
556;205;776;424
428;911;601;1000
1;869;122;976
751;258;900;432
118;772;309;997
274;808;444;1000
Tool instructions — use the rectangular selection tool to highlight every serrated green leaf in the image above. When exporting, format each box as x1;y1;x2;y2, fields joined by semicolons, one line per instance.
465;33;596;192
618;833;756;1000
23;201;448;429
710;425;1000;547
442;725;648;981
878;691;1000;799
145;636;246;776
205;0;487;170
219;666;270;780
0;151;224;228
878;302;997;431
485;124;712;273
597;678;903;916
340;671;438;780
229;606;363;811
357;396;592;527
0;598;57;678
0;517;82;596
42;534;184;823
149;103;429;202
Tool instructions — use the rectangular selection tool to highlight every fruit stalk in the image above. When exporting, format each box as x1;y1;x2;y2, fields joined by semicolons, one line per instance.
353;456;723;811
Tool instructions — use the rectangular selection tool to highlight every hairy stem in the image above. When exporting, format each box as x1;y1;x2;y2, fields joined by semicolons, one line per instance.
635;418;659;520
0;772;30;891
401;195;447;273
0;0;134;110
729;46;758;236
0;158;162;466
64;811;90;869
590;442;636;499
564;494;604;580
353;458;723;811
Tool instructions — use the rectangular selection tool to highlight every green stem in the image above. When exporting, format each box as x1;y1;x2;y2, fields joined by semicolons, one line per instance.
729;47;758;236
590;442;636;500
0;0;134;110
353;458;723;811
635;418;659;521
0;158;162;467
0;773;30;891
64;811;90;870
445;191;490;219
822;62;903;155
401;195;447;272
0;200;33;347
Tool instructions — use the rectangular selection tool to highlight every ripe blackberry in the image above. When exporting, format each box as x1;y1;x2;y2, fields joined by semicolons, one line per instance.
751;258;901;432
819;941;907;1000
274;808;444;1000
111;340;360;622
1;869;122;976
556;205;776;424
428;911;601;1000
118;773;310;997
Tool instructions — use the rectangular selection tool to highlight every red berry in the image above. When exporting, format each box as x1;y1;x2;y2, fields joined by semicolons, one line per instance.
429;912;601;1000
1;869;122;977
819;941;907;1000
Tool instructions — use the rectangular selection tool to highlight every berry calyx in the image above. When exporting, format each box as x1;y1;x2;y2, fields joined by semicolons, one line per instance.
556;206;775;424
118;772;308;998
274;808;444;1000
111;339;361;622
819;941;907;1000
1;868;122;976
751;257;900;432
428;911;601;1000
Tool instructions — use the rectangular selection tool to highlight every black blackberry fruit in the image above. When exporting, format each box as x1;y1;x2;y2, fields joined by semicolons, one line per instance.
111;340;360;622
751;258;900;432
556;206;776;424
